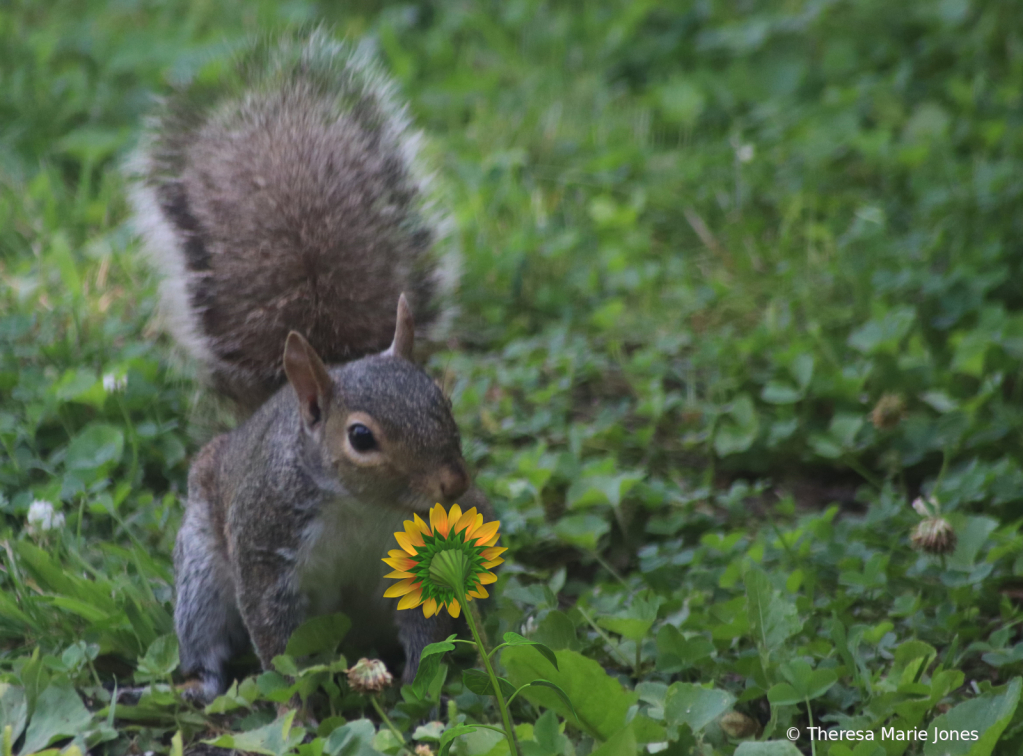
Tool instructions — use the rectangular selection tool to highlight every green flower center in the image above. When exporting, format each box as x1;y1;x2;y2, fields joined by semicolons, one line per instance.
429;548;470;593
411;527;489;606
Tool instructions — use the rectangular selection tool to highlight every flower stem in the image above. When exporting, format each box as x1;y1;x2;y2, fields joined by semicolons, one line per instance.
468;599;491;653
370;696;407;749
805;697;816;756
575;605;632;668
459;587;520;756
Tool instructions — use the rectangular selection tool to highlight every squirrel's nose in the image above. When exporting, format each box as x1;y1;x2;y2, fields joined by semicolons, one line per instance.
436;461;470;502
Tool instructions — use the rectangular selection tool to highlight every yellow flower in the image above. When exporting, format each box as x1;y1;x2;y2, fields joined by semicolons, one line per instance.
383;503;505;618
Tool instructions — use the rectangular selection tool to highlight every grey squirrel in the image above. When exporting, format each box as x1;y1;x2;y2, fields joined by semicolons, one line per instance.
130;30;492;703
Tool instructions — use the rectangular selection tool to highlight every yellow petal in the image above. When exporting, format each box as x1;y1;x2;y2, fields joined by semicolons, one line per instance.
422;598;438;618
404;520;426;545
455;507;479;535
476;571;498;585
388;549;412;560
468;585;489;599
447;598;461;618
472;521;500;546
397;587;424;610
412;512;430;535
482;559;504;569
448;504;463;527
384;578;420;598
481;547;507;560
385;569;416;579
430;503;450;538
395;532;419;556
382;556;417;570
481;533;500;548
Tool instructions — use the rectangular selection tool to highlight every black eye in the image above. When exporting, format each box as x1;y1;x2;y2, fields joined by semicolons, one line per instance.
347;423;377;452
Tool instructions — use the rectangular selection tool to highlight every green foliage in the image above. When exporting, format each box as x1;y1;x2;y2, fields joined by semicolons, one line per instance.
664;683;736;734
503;648;636;741
734;744;803;756
3;0;1023;753
922;679;1021;756
205;710;307;756
409;634;457;701
285;613;352;659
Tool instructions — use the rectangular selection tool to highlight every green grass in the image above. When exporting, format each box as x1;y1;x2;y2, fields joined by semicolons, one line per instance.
3;0;1023;753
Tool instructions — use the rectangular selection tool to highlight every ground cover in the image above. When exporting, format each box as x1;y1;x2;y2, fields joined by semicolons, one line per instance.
1;0;1023;754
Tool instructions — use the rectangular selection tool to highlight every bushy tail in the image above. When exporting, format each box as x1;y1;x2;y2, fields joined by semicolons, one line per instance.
129;29;456;413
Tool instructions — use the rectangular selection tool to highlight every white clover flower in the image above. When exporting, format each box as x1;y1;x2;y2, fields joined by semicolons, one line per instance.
912;516;957;556
346;658;393;694
909;495;956;556
27;499;65;536
102;373;127;393
912;495;938;517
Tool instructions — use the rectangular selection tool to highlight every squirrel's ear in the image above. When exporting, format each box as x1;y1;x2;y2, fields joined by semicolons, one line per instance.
283;331;333;427
384;293;415;361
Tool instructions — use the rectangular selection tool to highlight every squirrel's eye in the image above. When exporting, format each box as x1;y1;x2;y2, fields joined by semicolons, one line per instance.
347;423;377;452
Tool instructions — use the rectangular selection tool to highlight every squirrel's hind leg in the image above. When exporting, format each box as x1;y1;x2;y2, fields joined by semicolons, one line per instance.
174;453;247;703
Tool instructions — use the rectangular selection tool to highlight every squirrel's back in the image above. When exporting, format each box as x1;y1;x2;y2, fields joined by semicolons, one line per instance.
130;30;455;412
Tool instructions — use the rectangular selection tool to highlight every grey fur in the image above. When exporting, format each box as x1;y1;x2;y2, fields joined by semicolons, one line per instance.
136;29;488;703
174;341;494;702
129;30;457;412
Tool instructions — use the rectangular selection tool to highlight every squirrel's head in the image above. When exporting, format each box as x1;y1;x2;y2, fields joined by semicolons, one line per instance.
283;295;469;511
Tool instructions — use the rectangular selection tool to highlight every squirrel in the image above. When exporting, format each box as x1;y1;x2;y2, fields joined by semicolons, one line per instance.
129;30;493;703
